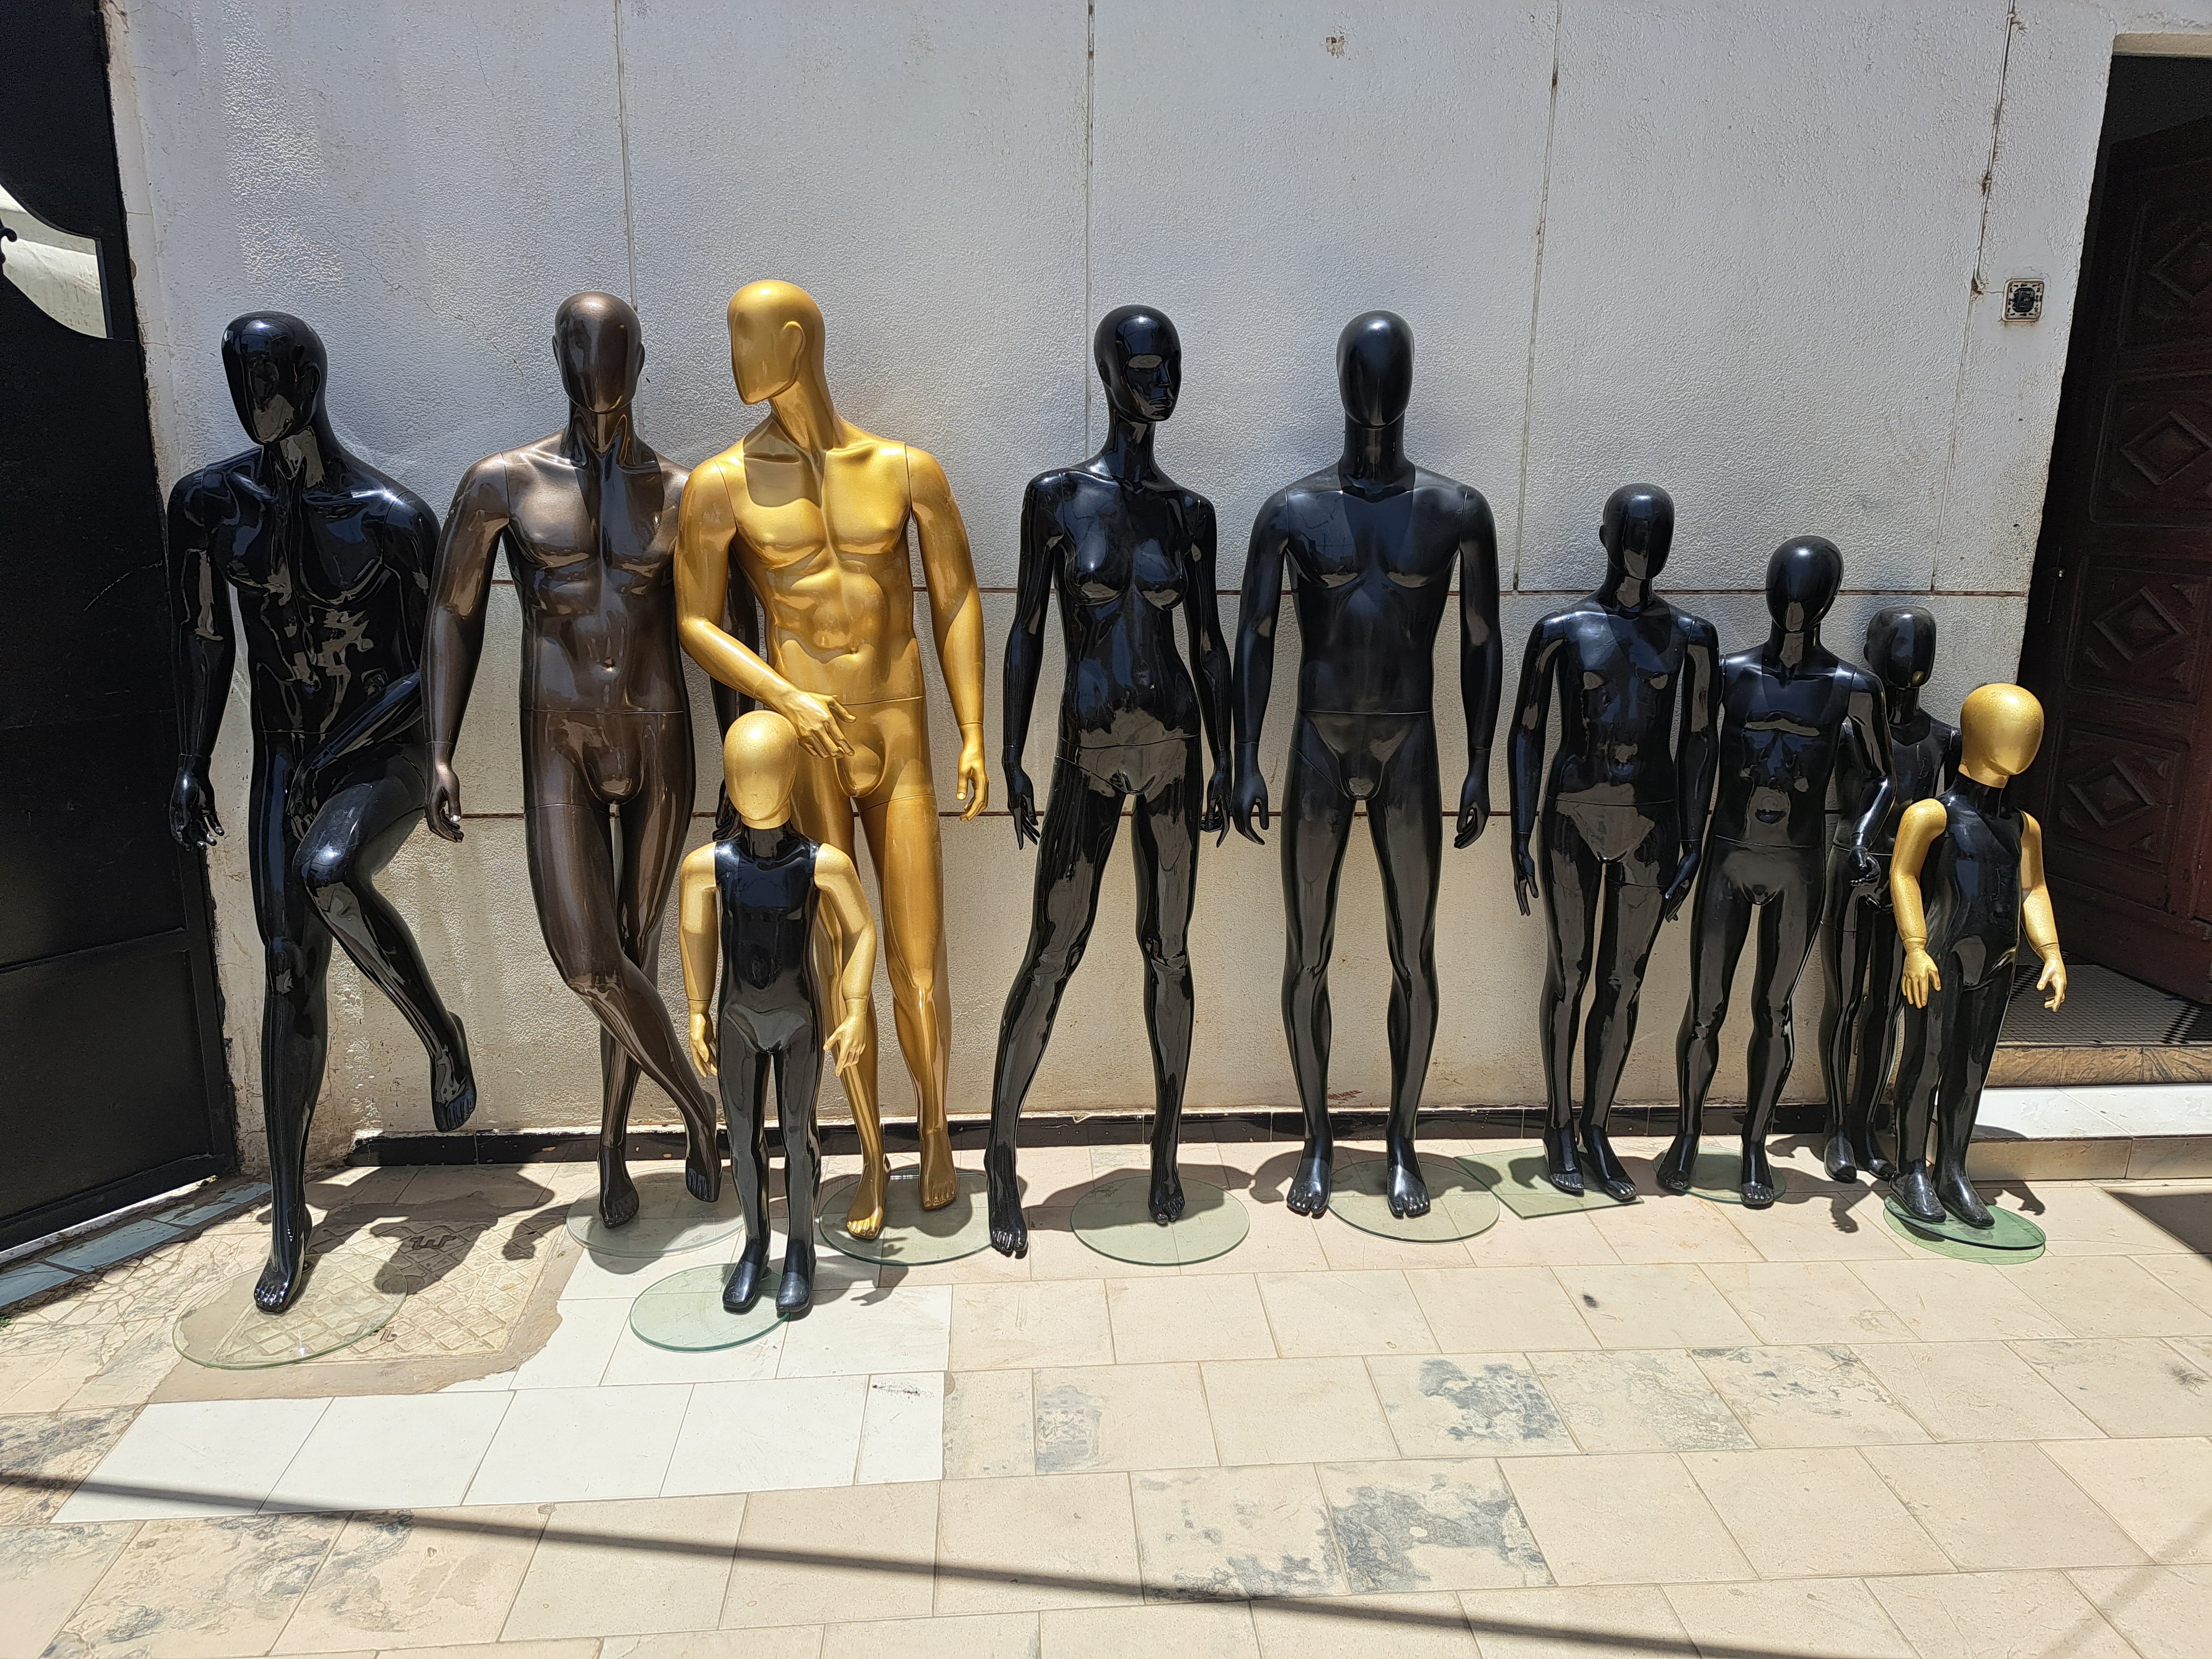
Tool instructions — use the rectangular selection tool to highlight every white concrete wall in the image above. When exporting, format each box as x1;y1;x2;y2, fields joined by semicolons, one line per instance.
96;0;2212;1164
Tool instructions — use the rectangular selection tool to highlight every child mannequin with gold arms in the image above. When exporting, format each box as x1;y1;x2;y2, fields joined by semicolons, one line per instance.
678;712;875;1316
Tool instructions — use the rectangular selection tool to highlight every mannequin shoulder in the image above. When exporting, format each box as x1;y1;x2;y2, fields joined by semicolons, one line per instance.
1670;607;1719;649
1898;797;1949;840
169;454;253;521
681;841;719;881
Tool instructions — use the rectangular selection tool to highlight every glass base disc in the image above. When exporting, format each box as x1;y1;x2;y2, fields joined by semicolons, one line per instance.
817;1167;991;1265
1884;1196;2046;1250
1071;1176;1250;1266
628;1264;784;1350
1885;1206;2046;1262
565;1167;745;1258
1460;1147;1640;1217
1331;1155;1500;1241
174;1250;404;1369
1682;1148;1792;1205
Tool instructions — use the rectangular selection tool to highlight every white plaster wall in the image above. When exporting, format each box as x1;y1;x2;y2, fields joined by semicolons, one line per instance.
97;0;2212;1163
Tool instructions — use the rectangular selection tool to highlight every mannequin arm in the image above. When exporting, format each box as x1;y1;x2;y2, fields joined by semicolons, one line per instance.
2020;812;2067;1009
1230;498;1290;842
1891;797;1946;1007
1002;482;1053;846
166;476;235;846
1505;621;1561;914
1669;620;1722;917
420;458;506;841
677;845;719;1074
909;445;988;818
1183;496;1233;839
813;844;877;1073
1845;673;1897;879
1454;494;1503;849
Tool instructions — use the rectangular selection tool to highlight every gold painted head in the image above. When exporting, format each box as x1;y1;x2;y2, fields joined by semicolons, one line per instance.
724;710;801;828
1958;683;2044;785
727;280;825;404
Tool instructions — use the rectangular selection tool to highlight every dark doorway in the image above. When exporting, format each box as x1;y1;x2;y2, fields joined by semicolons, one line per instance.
0;0;233;1247
2020;55;2212;1000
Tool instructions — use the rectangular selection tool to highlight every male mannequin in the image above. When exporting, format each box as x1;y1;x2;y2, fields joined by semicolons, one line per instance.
1232;311;1504;1220
675;280;988;1240
422;292;720;1223
1663;538;1894;1205
1508;485;1718;1201
678;712;874;1316
167;312;473;1311
1817;605;1953;1183
986;306;1232;1258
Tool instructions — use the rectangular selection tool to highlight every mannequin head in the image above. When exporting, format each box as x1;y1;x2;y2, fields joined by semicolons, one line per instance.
555;292;643;415
1765;536;1844;633
1865;604;1937;695
724;710;800;828
1095;305;1180;424
727;280;826;405
1336;311;1414;425
1958;683;2044;785
1601;485;1673;583
222;312;326;444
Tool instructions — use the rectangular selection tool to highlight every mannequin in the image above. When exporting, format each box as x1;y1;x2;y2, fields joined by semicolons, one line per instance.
1891;684;2065;1226
1817;606;1954;1183
1232;311;1504;1219
678;712;874;1316
1662;537;1894;1206
986;306;1232;1258
1508;486;1719;1202
421;293;720;1224
675;280;988;1241
166;312;473;1312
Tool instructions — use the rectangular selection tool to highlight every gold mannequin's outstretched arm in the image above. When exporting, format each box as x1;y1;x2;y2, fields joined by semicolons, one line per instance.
677;845;720;1075
2020;813;2067;1009
907;446;989;818
1891;796;1947;1008
813;845;877;1072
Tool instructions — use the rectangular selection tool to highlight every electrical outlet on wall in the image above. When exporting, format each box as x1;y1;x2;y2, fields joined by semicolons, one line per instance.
2004;278;2046;321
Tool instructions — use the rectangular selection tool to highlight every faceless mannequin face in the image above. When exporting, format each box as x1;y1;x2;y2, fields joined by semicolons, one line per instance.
1765;537;1844;632
1959;683;2044;781
727;280;821;405
555;292;644;415
222;311;326;445
1336;310;1414;425
1865;605;1937;695
1601;484;1674;584
725;710;800;828
1095;305;1180;424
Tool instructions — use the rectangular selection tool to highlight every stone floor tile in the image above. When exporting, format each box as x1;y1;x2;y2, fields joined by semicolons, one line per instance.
1847;1260;2072;1341
935;1471;1141;1614
57;1398;331;1522
597;1319;785;1388
1864;1569;2135;1658
2136;1251;2212;1317
776;1284;951;1379
1200;1357;1398;1465
508;1300;630;1390
2023;1183;2201;1252
46;1218;186;1275
1316;1458;1551;1593
0;1260;77;1309
2066;1563;2212;1659
1701;1261;1918;1345
500;1493;743;1640
1688;1345;1932;1448
1585;1194;1765;1264
1457;1585;1694;1657
464;1385;690;1505
1681;1448;1949;1577
1104;1275;1277;1363
602;1630;821;1659
1025;1212;1140;1282
1847;1340;2102;1442
951;1282;1115;1370
2006;1255;2212;1339
54;1320;184;1414
1250;1592;1477;1656
1366;1355;1577;1459
1016;1143;1106;1205
1661;1579;1913;1657
1312;1218;1479;1274
265;1394;512;1514
54;1511;342;1658
722;1479;936;1628
2041;1437;2212;1564
879;1241;1033;1288
1256;1270;1438;1359
1039;1600;1260;1658
1173;1204;1333;1277
1034;1362;1217;1474
1401;1268;1597;1354
663;1377;868;1496
942;1370;1035;1479
1460;1211;1623;1270
369;1643;596;1659
0;1407;133;1525
1526;1350;1754;1453
276;1507;548;1653
557;1238;735;1301
1131;1463;1349;1602
1498;1453;1754;1586
856;1372;947;1486
1718;1184;1913;1262
819;1611;1039;1658
1860;1442;2147;1570
0;1521;138;1659
1548;1265;1757;1349
2011;1337;2212;1436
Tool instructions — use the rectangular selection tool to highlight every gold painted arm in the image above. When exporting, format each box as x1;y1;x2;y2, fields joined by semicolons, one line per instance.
907;445;989;818
2020;812;2068;1009
677;844;720;1074
1891;797;1947;1009
813;844;877;1073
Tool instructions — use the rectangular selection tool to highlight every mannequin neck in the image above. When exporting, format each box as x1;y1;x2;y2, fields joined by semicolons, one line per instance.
1095;410;1157;480
565;405;637;466
1764;621;1822;670
267;414;342;488
1887;684;1924;731
767;362;842;453
1601;561;1655;611
739;813;797;857
1339;417;1411;490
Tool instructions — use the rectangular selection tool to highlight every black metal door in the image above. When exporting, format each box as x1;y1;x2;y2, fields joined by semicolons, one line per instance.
0;0;232;1247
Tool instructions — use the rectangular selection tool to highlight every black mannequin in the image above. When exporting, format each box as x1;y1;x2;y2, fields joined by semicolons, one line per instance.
1816;606;1953;1183
1509;486;1718;1202
1233;312;1503;1220
166;313;473;1312
985;307;1231;1259
1661;538;1894;1206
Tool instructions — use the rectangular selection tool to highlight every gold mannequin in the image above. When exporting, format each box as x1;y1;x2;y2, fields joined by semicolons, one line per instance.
1890;683;2065;1226
676;280;987;1237
679;712;874;1314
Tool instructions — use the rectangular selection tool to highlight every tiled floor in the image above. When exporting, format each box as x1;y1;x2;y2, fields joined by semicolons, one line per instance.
3;1128;2212;1657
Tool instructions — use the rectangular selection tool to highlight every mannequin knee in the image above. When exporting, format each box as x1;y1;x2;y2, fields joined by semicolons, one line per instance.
297;844;359;917
888;952;941;1015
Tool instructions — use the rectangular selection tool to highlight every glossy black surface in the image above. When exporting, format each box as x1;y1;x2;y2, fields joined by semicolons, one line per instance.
1232;312;1504;1220
716;823;821;1315
1661;537;1894;1206
985;308;1230;1258
1817;606;1955;1183
1508;486;1719;1202
166;313;472;1311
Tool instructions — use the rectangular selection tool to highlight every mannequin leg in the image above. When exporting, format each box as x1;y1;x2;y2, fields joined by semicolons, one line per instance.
773;1034;824;1313
860;793;958;1211
1580;872;1668;1202
1537;815;1604;1194
722;1031;772;1312
1370;722;1443;1219
1130;743;1202;1224
1281;722;1357;1217
1816;852;1871;1181
1935;973;2012;1226
985;762;1121;1256
1738;864;1824;1206
1888;988;1946;1222
1851;903;1907;1181
1661;852;1752;1193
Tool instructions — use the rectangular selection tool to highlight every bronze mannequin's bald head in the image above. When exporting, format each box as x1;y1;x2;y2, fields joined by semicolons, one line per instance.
728;280;826;405
724;710;800;827
555;291;643;415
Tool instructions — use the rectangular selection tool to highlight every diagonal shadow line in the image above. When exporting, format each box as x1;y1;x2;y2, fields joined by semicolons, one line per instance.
11;1470;1878;1659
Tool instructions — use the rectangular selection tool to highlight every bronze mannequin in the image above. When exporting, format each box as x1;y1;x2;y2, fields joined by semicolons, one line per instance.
422;292;720;1224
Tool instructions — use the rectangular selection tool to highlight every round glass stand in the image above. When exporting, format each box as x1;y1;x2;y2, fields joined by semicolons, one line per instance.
628;1264;783;1350
565;1168;745;1258
1071;1176;1250;1266
1330;1156;1500;1242
1884;1206;2046;1262
1884;1196;2046;1250
174;1250;403;1369
817;1168;992;1266
1682;1149;1791;1205
1459;1148;1640;1217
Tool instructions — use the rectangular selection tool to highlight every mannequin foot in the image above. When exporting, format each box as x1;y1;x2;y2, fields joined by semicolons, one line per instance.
430;1016;476;1132
844;1155;887;1242
1823;1131;1859;1184
1891;1162;1943;1225
775;1241;814;1317
597;1155;639;1229
724;1243;769;1313
1740;1140;1776;1209
986;1142;1028;1258
684;1123;721;1206
1287;1143;1333;1217
1581;1123;1637;1203
1543;1122;1585;1196
1656;1135;1698;1195
1937;1165;1992;1228
1149;1155;1185;1226
254;1205;311;1313
919;1124;959;1212
1385;1147;1431;1219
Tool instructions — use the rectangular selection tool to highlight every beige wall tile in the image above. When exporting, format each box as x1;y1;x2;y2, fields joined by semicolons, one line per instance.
279;1508;546;1654
1104;1276;1277;1363
1662;1579;1913;1657
1549;1266;1756;1349
1847;1340;2101;1442
1366;1355;1577;1459
2042;1438;2212;1564
721;1481;936;1629
951;1283;1115;1370
1402;1267;1598;1353
502;1494;743;1640
1864;1570;2135;1659
1680;1448;1949;1578
935;1471;1140;1614
1129;1464;1347;1601
1689;1345;1930;1449
1860;1442;2146;1571
1034;1363;1217;1474
1199;1357;1397;1465
1498;1453;1753;1586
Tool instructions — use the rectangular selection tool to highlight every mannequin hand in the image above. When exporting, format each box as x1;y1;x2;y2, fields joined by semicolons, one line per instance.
169;763;222;848
2037;952;2068;1011
824;1003;868;1075
775;687;853;760
1204;763;1231;847
1662;849;1700;921
1511;837;1538;916
689;1010;717;1076
1006;763;1040;849
955;730;989;820
1455;772;1491;849
425;757;465;843
1231;764;1270;845
1848;846;1881;891
1902;946;1940;1008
